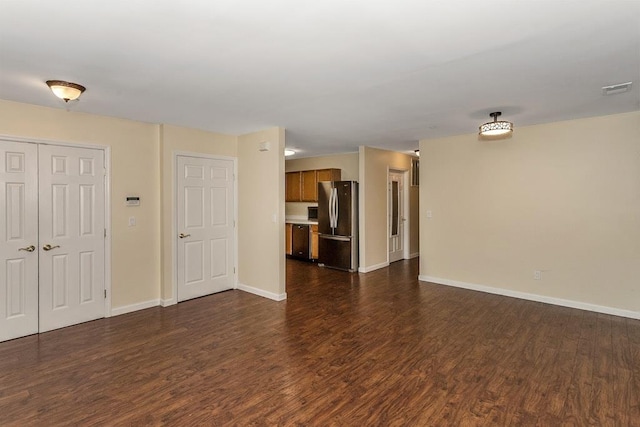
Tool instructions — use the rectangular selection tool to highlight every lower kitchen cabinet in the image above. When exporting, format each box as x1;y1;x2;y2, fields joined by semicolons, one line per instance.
310;224;319;259
285;223;292;255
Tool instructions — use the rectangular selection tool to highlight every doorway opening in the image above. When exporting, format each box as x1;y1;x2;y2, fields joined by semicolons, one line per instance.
388;169;409;263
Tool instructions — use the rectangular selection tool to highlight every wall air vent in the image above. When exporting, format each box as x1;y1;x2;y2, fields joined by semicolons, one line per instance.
602;82;632;95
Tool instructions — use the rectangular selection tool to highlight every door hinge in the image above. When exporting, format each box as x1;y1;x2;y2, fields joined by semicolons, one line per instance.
104;229;107;238
104;289;107;299
233;267;236;274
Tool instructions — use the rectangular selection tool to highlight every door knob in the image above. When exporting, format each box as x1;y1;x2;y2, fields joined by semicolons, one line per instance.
19;245;36;252
179;233;191;239
43;244;60;251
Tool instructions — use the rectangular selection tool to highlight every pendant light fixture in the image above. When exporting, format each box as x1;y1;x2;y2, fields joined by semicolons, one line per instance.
46;80;86;102
479;111;513;137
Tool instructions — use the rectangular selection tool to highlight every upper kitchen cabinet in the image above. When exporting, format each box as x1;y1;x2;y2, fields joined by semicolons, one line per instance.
286;168;341;202
316;168;341;183
301;170;317;202
286;172;302;202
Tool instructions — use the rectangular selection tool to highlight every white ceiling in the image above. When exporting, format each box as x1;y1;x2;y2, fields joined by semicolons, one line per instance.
1;0;638;157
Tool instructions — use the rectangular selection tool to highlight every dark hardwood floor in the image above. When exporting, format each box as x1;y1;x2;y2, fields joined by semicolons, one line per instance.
1;258;639;426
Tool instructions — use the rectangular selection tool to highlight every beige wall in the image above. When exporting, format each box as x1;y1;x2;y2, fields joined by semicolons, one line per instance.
0;100;161;309
0;100;286;311
359;146;420;271
419;111;640;314
159;124;237;302
285;152;359;217
237;127;286;298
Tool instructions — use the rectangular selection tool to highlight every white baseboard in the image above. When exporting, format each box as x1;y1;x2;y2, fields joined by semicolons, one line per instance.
237;283;287;301
408;252;419;259
111;299;160;317
418;275;640;320
161;298;176;307
359;261;389;273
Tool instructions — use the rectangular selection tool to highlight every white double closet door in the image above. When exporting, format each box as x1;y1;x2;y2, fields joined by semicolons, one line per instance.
0;140;105;342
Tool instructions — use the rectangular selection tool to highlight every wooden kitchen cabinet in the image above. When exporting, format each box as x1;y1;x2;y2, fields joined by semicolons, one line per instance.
286;168;341;202
301;170;317;202
316;168;341;183
285;223;293;255
310;224;319;259
285;172;302;202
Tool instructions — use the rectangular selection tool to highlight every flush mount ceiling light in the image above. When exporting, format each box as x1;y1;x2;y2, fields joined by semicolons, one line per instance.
479;111;513;137
284;149;296;156
46;80;86;102
414;149;420;157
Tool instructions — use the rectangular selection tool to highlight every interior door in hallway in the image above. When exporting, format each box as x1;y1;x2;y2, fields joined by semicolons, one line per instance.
177;156;235;302
388;170;405;263
38;144;106;333
0;141;39;342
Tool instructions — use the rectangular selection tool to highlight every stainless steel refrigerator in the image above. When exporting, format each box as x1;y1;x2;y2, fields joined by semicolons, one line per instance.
318;180;358;272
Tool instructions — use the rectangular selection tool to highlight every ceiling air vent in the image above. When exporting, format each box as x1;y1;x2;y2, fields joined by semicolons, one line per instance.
602;82;632;95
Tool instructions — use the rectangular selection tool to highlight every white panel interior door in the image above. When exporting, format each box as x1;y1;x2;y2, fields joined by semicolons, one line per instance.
0;141;39;342
388;171;405;263
38;144;105;332
177;156;234;302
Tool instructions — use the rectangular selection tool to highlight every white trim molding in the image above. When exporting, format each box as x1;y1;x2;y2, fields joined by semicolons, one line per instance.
161;298;176;307
237;283;287;301
408;252;420;259
359;261;389;273
418;275;640;320
111;299;160;317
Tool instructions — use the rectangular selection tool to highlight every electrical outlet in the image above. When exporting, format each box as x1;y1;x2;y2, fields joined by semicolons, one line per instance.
534;270;541;280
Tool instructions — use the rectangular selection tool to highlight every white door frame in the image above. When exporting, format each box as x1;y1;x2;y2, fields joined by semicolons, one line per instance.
0;134;112;317
387;167;410;263
172;151;238;305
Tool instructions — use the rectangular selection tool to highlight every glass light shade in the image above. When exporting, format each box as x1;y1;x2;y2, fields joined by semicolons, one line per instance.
479;120;513;136
284;149;296;156
414;149;420;157
46;80;86;102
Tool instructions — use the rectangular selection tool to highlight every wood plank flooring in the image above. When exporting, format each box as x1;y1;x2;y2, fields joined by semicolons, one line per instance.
1;258;639;425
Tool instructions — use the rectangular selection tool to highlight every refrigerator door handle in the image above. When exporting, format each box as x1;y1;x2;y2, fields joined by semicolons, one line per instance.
328;188;334;229
332;187;338;229
329;187;333;232
319;234;350;242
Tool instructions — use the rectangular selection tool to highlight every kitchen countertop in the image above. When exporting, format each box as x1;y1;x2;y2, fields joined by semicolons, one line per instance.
286;216;318;225
286;220;318;225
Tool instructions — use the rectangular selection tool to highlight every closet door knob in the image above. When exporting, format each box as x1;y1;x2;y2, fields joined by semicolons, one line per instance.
179;233;191;239
43;244;60;251
19;245;36;252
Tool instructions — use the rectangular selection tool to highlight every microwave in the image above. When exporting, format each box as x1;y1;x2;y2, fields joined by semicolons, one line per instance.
307;206;318;220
